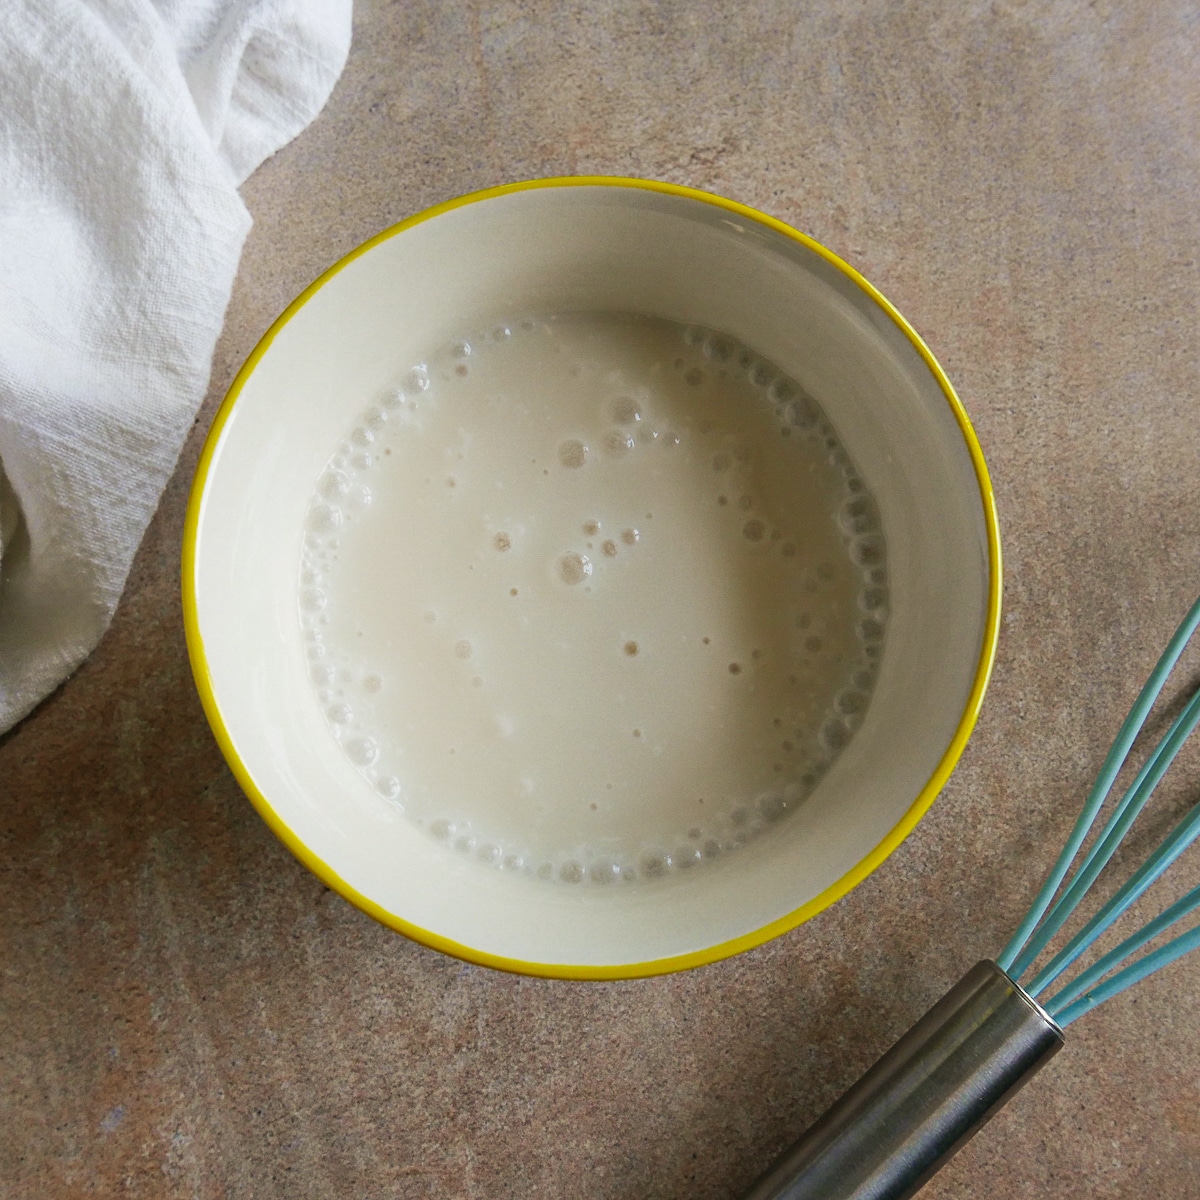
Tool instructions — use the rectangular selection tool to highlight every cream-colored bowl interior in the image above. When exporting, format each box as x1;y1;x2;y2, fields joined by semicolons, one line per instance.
189;182;994;974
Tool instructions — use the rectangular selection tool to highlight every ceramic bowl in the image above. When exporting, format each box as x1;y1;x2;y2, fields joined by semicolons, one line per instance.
184;177;1000;978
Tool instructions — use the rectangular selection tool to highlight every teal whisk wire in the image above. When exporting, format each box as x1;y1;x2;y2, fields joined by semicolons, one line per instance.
1023;795;1200;999
1044;881;1200;1017
1006;687;1200;982
1049;923;1200;1028
997;594;1200;975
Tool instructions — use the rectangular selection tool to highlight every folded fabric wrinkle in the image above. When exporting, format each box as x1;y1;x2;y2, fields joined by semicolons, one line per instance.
0;0;352;733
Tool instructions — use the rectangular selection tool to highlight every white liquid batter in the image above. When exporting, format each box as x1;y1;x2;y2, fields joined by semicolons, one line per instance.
299;314;888;884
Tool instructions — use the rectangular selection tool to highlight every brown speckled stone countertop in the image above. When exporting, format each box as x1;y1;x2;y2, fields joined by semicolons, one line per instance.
4;2;1200;1196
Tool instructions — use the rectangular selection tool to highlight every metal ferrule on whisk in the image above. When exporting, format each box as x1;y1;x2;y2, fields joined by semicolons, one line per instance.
743;961;1064;1200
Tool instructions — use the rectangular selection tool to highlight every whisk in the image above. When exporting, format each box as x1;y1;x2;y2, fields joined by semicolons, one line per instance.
743;594;1200;1200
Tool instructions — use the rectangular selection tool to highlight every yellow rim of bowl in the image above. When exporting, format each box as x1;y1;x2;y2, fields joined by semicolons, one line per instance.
182;176;1002;980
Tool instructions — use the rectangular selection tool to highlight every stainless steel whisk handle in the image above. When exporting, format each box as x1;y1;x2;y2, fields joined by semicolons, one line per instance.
742;961;1064;1200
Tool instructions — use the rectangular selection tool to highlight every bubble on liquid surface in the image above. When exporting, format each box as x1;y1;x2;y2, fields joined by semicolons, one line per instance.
621;527;639;545
558;439;588;468
558;552;592;585
326;701;352;724
320;470;351;501
612;395;642;424
307;504;341;534
704;334;734;362
559;861;584;884
351;426;374;448
605;429;635;456
299;586;326;613
405;365;430;392
786;396;819;429
770;378;796;405
858;616;886;643
820;717;851;753
841;497;880;536
640;850;671;878
376;775;401;801
345;734;376;763
860;586;887;613
590;859;621;884
602;540;618;556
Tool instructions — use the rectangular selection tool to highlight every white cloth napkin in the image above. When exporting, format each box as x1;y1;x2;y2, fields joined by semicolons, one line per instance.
0;0;352;733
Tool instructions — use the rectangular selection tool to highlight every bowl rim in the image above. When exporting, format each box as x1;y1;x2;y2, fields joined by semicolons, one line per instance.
182;175;1002;979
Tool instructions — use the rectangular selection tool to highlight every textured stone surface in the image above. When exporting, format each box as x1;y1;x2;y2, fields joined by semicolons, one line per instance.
3;1;1200;1196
